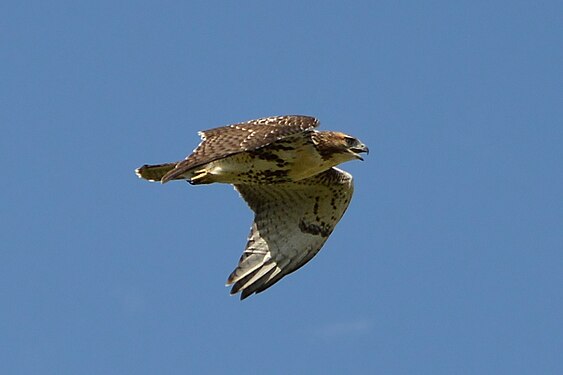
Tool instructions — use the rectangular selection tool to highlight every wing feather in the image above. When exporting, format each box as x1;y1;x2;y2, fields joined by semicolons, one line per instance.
228;167;354;299
161;115;319;183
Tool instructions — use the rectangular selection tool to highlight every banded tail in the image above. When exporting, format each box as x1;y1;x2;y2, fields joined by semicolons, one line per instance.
135;163;178;182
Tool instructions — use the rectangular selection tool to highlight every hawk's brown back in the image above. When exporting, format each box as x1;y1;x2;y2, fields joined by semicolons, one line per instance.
161;115;319;183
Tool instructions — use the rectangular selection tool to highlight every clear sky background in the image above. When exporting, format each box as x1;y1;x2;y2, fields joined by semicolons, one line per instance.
2;1;562;374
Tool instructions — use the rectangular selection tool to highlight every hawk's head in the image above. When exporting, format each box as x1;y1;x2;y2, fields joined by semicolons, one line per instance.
313;131;369;163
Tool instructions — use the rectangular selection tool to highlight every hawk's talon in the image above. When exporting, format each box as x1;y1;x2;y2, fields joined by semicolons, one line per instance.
190;169;214;185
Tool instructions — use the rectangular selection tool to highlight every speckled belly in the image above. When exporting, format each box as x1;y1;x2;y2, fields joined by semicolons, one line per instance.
194;145;326;185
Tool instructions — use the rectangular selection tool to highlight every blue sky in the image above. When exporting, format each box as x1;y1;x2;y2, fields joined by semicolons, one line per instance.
2;1;562;374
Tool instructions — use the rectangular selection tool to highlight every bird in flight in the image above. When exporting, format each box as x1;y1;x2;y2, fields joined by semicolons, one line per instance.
135;115;368;299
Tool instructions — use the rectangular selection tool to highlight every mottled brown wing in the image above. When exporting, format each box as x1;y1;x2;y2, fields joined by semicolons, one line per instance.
228;167;354;300
161;115;319;183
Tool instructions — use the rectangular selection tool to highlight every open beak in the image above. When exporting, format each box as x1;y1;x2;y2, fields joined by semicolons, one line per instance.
350;144;369;161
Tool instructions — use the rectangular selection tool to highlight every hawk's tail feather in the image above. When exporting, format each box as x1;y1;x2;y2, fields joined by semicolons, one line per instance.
135;163;178;182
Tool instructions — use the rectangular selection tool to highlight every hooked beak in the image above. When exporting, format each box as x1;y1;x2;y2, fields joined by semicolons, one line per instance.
350;143;369;161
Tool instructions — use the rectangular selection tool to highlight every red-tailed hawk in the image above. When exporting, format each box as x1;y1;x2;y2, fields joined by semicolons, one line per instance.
136;115;368;299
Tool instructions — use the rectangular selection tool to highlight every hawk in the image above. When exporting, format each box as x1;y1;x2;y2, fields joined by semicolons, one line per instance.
135;115;368;299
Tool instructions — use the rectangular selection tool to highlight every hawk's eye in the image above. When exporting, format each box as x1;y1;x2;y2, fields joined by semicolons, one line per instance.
344;137;357;147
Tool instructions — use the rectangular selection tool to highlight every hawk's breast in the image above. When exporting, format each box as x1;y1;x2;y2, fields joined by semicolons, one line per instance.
200;135;329;184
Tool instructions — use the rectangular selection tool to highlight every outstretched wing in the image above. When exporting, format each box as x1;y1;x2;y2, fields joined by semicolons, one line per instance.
228;167;354;299
161;115;319;183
